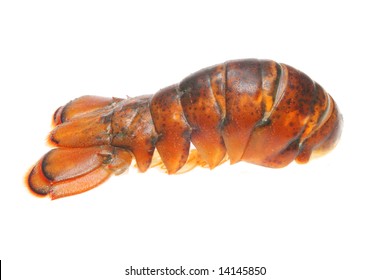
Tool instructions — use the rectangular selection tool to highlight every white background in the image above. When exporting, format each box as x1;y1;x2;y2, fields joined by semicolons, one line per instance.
0;0;389;279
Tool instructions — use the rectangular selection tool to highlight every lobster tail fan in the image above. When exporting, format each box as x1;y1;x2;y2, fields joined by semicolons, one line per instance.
27;146;132;199
53;95;119;125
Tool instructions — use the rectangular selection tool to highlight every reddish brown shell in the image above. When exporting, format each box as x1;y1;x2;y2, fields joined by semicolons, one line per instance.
27;59;342;199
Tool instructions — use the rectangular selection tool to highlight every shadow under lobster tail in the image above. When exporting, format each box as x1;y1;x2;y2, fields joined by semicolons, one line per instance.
27;146;132;199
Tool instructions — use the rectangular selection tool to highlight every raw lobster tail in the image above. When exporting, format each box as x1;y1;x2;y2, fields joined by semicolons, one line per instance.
27;59;342;199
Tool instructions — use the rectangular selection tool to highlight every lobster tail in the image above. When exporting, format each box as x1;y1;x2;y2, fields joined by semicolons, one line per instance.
26;59;342;199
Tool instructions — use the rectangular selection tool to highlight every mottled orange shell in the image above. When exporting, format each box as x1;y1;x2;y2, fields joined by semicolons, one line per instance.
27;59;342;199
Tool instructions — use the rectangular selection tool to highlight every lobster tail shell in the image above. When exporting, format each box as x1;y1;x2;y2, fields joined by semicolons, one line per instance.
27;59;342;199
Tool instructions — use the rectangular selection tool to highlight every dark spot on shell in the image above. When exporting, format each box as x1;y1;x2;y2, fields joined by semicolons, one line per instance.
100;113;113;124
